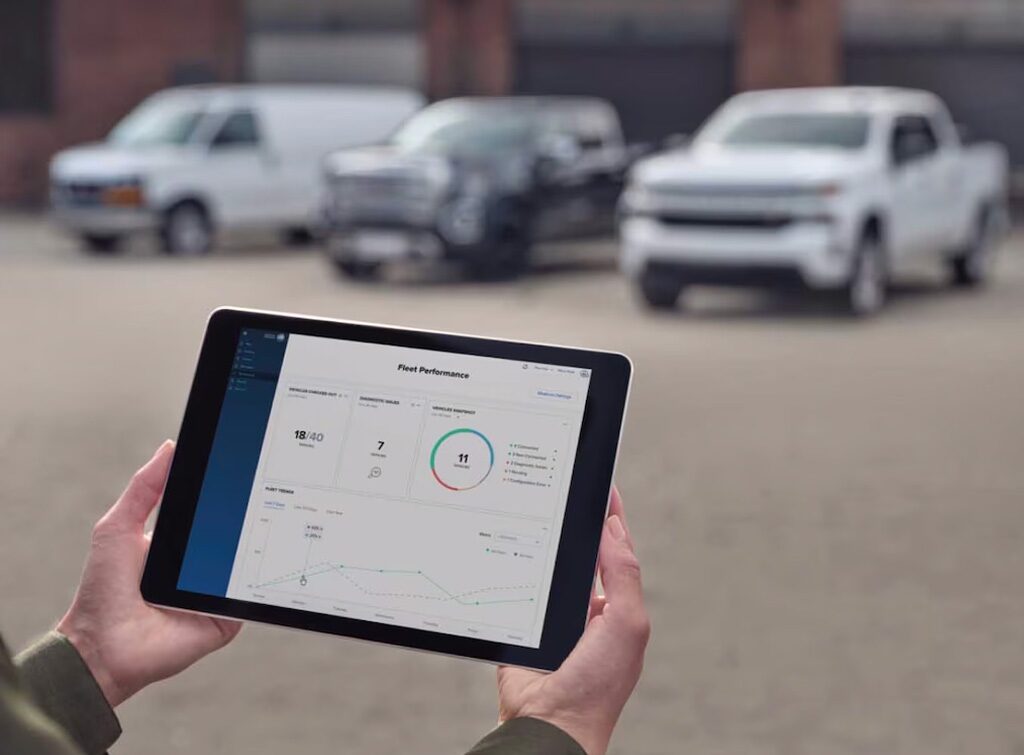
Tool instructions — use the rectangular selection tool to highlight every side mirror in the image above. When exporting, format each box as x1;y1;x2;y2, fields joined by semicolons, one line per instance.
625;142;656;162
209;135;247;151
890;133;931;168
537;133;582;167
209;128;260;151
663;133;691;151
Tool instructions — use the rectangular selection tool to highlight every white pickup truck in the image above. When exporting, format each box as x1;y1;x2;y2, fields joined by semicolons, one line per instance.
620;87;1009;315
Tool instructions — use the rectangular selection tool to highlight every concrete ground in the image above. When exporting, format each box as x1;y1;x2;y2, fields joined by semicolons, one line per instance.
2;215;1024;755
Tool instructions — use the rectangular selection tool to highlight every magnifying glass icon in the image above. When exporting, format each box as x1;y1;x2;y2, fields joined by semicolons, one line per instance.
368;466;382;479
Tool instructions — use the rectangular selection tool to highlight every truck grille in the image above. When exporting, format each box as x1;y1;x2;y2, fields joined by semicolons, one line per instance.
330;174;442;226
647;183;810;198
656;213;794;230
52;181;106;207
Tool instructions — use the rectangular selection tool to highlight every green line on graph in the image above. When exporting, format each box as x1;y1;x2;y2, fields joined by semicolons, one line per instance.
253;561;536;606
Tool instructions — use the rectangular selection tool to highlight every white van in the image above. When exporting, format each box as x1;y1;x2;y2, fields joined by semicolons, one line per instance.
49;85;424;254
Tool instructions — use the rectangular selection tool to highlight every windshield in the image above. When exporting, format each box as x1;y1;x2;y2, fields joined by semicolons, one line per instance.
109;97;205;148
391;105;536;156
715;113;870;150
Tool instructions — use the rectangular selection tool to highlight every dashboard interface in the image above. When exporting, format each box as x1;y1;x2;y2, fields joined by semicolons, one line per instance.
177;329;592;648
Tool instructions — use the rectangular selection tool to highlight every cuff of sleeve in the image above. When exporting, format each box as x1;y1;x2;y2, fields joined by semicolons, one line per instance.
15;631;122;755
466;717;587;755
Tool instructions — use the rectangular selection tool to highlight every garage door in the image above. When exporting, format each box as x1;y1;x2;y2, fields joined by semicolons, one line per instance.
515;41;734;144
847;43;1024;168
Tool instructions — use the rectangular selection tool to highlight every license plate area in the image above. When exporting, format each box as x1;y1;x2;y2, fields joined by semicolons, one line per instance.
351;230;412;260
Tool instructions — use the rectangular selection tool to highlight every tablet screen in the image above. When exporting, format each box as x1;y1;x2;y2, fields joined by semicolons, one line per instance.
177;328;593;649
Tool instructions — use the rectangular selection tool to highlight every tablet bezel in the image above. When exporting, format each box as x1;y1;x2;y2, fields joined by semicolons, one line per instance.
142;307;631;671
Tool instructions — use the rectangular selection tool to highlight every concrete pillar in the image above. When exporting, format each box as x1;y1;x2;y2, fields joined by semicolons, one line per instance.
424;0;514;100
737;0;842;91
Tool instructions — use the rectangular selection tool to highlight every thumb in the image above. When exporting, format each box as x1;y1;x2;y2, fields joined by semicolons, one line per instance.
598;515;646;621
106;441;175;531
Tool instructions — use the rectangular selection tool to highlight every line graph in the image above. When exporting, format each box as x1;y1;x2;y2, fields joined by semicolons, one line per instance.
252;560;537;606
229;497;552;643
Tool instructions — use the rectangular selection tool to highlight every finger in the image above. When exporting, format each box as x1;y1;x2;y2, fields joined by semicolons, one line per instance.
588;571;604;620
609;485;625;519
597;514;646;620
608;486;634;548
108;441;175;530
212;618;244;644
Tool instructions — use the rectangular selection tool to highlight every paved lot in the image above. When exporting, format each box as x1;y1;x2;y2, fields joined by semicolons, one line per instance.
2;215;1024;755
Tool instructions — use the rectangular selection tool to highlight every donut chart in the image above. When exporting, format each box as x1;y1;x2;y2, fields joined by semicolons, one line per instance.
430;428;494;491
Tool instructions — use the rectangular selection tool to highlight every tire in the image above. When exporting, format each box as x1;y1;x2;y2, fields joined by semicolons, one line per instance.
283;227;315;247
638;268;683;310
949;206;1001;288
465;233;531;281
80;234;122;254
160;202;213;256
838;231;888;317
332;258;381;280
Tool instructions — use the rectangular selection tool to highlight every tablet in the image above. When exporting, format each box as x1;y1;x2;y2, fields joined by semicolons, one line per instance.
142;307;631;671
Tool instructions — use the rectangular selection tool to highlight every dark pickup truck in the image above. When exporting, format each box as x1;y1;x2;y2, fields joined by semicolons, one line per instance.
321;96;630;279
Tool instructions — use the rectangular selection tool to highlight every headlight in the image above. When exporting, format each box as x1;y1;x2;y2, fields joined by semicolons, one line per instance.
102;178;145;208
815;182;844;198
460;172;490;197
620;184;654;214
330;185;352;217
438;197;486;245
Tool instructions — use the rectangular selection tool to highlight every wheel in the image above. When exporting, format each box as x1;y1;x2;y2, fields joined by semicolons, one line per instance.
949;206;1001;288
838;232;888;317
465;230;531;281
80;234;122;254
464;206;532;281
637;268;683;310
160;202;213;255
331;258;381;280
283;227;315;247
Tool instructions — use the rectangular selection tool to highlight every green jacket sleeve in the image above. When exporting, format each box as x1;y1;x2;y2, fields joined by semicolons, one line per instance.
2;631;121;755
4;629;583;755
465;717;587;755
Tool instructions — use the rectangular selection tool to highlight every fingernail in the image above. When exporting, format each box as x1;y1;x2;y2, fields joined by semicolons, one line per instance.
608;514;627;541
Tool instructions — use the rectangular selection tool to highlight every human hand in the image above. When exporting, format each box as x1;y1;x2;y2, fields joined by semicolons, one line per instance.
56;441;242;707
496;487;650;755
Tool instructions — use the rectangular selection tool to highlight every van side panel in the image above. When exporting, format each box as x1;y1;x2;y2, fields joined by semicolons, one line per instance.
255;93;424;226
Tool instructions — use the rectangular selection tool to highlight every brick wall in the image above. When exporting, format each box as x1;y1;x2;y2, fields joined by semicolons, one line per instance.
424;0;513;100
0;0;244;205
738;0;842;90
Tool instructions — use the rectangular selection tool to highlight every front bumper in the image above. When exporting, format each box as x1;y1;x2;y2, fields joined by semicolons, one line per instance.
51;205;158;235
325;226;446;263
324;214;499;265
641;260;808;288
620;216;854;289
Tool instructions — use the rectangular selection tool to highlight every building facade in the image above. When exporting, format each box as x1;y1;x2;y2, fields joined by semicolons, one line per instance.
0;0;244;205
2;0;1022;205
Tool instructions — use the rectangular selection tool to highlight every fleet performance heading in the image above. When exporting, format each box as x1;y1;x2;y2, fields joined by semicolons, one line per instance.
397;363;470;379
